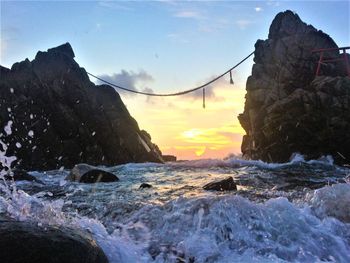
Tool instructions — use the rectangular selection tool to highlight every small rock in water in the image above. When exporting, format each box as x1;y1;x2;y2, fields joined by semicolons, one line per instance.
203;176;237;191
66;163;119;183
139;183;153;189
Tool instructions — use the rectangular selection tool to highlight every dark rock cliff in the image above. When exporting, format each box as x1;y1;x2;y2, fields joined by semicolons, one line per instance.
239;10;350;164
0;43;163;170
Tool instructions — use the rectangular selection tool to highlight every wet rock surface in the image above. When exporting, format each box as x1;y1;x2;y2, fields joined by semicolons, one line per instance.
238;10;350;164
0;43;163;171
66;163;118;183
203;176;237;191
0;218;108;263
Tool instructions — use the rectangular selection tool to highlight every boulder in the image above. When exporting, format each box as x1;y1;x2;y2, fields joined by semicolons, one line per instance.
0;43;163;171
0;219;108;263
66;163;118;183
203;177;237;191
238;10;350;164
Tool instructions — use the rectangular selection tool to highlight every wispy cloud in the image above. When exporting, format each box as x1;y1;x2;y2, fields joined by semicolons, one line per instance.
255;7;263;12
266;0;280;7
96;69;154;96
173;10;203;19
235;19;254;30
98;1;133;11
167;33;189;43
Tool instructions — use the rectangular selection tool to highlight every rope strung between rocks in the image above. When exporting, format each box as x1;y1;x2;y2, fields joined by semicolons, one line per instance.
86;51;254;97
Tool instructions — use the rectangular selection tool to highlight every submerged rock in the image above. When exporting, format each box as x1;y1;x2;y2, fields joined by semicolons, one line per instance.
66;163;118;183
203;177;237;191
0;43;163;171
238;10;350;164
0;219;108;263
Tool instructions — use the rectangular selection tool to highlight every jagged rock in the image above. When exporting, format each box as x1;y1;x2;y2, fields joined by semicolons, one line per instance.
0;219;108;263
139;183;152;189
162;155;177;162
239;10;350;164
203;177;237;191
0;43;163;171
66;163;118;183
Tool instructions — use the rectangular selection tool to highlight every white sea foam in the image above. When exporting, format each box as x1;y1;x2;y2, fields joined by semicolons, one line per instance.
168;153;334;170
308;183;350;223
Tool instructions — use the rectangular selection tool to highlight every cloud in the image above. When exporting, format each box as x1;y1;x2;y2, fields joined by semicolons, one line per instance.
98;1;133;11
266;1;280;7
255;7;263;12
235;19;254;30
174;10;203;19
96;70;154;96
184;74;232;100
167;33;189;44
142;87;156;103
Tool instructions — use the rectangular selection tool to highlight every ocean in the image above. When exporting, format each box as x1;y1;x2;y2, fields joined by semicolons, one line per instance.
1;150;350;262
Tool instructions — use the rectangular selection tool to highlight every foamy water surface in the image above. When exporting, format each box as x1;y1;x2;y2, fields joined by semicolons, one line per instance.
1;137;350;263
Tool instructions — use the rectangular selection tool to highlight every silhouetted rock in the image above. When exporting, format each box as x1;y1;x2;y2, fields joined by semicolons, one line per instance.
162;155;177;162
239;10;350;164
0;43;163;171
139;183;152;189
66;163;118;183
0;219;108;263
203;177;237;191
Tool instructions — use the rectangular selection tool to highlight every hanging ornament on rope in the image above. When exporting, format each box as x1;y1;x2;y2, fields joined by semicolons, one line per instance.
229;70;234;85
202;88;206;109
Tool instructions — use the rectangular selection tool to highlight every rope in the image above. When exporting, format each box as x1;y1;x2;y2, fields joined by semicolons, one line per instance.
87;51;254;97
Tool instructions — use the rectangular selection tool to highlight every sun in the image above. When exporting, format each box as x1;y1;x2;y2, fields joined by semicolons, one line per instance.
182;129;202;139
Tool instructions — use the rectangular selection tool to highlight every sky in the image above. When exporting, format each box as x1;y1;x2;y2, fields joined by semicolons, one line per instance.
1;0;349;160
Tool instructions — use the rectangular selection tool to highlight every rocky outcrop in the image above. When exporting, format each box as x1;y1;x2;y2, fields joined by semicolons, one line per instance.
238;10;350;164
0;43;163;171
0;219;108;263
66;163;119;183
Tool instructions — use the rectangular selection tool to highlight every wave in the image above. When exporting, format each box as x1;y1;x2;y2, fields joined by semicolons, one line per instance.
1;180;350;262
166;153;335;170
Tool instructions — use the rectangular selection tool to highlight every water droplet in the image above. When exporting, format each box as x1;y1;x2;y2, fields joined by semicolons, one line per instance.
4;121;13;135
10;88;14;93
28;130;34;137
15;142;22;148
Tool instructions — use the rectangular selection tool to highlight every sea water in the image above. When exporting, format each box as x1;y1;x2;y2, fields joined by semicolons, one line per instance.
1;122;350;262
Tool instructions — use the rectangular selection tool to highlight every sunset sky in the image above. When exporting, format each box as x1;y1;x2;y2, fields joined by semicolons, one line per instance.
1;0;349;160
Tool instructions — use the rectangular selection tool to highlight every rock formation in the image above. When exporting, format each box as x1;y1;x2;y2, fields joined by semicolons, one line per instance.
239;10;350;164
0;43;163;171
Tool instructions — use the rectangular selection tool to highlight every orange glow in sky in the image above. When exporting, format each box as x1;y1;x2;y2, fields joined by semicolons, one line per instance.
122;77;246;160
